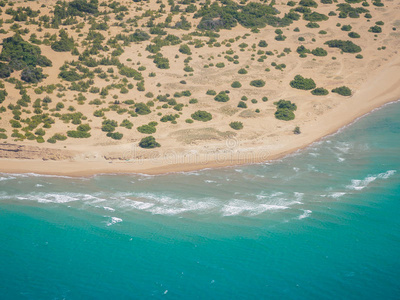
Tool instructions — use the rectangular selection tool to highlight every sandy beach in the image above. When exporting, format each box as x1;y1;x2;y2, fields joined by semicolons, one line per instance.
0;0;399;176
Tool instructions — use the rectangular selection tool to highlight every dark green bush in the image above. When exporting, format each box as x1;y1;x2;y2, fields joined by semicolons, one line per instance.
0;90;7;104
332;86;352;96
21;67;47;83
231;81;242;88
324;40;361;53
137;124;156;134
160;114;177;123
348;32;360;38
206;90;217;96
250;80;265;88
135;103;151;115
139;136;160;149
304;12;328;22
120;119;133;129
311;47;328;56
229;121;243;130
369;25;382;33
179;44;192;55
106;132;123;140
311;87;329;95
101;119;118;132
67;130;91;138
341;25;352;31
51;30;74;52
238;101;247;108
275;108;295;121
290;75;316;90
191;110;212;122
214;92;230;102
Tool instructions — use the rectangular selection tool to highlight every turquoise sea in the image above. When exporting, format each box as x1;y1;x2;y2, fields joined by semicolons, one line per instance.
1;101;399;299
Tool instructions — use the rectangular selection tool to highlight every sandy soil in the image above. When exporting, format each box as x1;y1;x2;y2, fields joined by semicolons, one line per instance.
0;0;399;176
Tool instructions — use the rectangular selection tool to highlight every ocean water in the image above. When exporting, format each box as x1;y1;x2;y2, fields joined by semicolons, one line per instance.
0;101;400;299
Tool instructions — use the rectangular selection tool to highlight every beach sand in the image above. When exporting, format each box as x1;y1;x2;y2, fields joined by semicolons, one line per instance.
0;0;399;176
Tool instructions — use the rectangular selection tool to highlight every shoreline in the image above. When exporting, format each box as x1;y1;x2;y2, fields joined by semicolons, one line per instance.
1;99;399;178
1;57;400;177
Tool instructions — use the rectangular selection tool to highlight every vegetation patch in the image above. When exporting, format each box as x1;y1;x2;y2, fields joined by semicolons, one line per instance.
290;75;316;90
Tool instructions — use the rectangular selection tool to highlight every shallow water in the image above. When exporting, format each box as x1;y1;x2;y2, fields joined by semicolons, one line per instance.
0;101;399;299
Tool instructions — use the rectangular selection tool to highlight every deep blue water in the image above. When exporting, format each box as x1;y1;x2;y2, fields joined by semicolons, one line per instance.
0;101;399;299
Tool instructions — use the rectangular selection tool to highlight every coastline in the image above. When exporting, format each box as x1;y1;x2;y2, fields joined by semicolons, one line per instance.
1;57;400;177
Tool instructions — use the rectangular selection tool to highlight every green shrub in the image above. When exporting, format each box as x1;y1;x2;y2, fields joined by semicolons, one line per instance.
160;114;177;123
101;119;118;132
275;109;295;121
93;110;104;117
250;80;265;88
294;126;301;134
67;130;91;138
341;25;352;31
139;136;160;149
332;86;352;96
290;75;316;90
10;120;22;128
106;132;123;140
0;90;8;104
21;67;47;83
311;87;329;95
135;103;151;115
179;44;192;55
306;22;320;28
120;119;133;129
238;101;247;108
231;81;242;88
51;29;74;52
0;34;52;78
275;100;297;111
324;40;362;53
304;12;328;22
229;121;243;130
137;124;156;134
369;25;382;33
191;110;212;122
258;40;268;47
311;48;327;56
348;32;360;38
206;89;217;95
214;92;230;102
189;98;198;104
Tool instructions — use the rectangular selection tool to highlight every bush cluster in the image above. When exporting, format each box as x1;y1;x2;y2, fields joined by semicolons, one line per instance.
139;136;160;149
191;110;212;122
290;75;316;90
274;100;297;121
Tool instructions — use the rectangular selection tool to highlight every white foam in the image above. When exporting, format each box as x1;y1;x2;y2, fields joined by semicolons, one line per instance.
107;217;122;226
0;176;14;182
221;199;288;216
103;206;115;212
346;170;396;191
334;142;351;153
298;210;312;220
329;192;346;199
379;170;396;179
